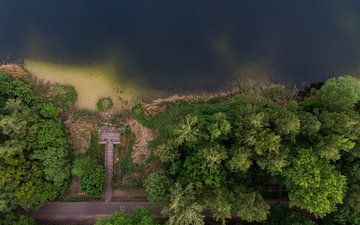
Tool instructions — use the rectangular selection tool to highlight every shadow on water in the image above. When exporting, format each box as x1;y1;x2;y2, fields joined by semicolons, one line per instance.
2;0;360;91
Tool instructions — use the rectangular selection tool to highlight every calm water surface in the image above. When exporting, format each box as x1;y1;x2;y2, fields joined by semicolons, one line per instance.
1;0;360;91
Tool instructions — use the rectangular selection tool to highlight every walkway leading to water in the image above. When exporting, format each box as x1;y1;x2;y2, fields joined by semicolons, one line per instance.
99;128;121;202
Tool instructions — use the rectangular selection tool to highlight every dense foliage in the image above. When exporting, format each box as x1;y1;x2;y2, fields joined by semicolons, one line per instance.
71;134;105;197
95;208;160;225
264;205;316;225
0;212;39;225
141;76;360;224
0;72;70;213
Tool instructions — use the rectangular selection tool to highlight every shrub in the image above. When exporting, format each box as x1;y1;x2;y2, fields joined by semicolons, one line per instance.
71;156;92;177
97;97;113;111
95;208;159;225
131;103;156;129
0;212;38;225
144;171;171;202
80;165;106;197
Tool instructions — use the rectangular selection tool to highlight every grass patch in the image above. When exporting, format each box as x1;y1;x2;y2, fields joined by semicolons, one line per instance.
114;126;146;187
111;195;147;201
86;132;105;165
97;97;113;111
70;108;100;119
131;103;156;129
52;84;77;109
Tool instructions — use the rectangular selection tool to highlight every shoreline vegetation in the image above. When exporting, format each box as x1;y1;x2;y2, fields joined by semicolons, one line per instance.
1;63;360;225
23;59;164;111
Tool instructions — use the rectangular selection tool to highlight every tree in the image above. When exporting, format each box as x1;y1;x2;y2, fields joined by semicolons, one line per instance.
165;182;205;225
313;76;360;112
274;110;300;136
173;114;200;146
143;75;360;224
314;111;360;160
144;171;171;203
232;187;270;222
282;149;347;217
0;72;70;213
207;112;231;141
203;189;233;225
226;147;253;173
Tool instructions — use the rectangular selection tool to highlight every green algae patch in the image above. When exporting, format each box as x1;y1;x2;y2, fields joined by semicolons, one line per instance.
24;59;162;111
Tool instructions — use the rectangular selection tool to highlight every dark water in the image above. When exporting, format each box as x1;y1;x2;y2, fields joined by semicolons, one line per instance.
1;0;360;91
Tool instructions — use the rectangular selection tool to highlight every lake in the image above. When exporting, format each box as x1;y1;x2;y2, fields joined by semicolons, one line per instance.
1;0;360;93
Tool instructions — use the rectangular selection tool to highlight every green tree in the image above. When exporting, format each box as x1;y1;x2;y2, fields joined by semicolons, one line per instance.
282;149;347;217
203;189;233;225
143;75;360;224
208;112;231;141
313;76;360;112
0;72;70;213
165;182;205;225
173;114;200;146
232;187;270;222
144;171;171;203
226;147;253;173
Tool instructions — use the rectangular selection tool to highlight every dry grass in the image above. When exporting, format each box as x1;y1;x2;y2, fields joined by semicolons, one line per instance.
126;119;156;164
64;113;101;155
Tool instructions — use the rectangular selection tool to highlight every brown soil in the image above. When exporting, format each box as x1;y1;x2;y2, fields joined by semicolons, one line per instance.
112;188;147;201
64;113;100;155
126;119;156;164
68;178;85;196
142;92;232;116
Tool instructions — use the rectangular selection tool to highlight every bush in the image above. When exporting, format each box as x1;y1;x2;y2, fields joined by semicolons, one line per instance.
0;212;38;225
144;171;171;202
95;208;159;225
97;97;113;111
72;133;105;197
71;156;92;177
131;103;156;129
80;165;106;197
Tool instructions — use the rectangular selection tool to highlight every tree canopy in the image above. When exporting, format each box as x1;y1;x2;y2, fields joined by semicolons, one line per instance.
0;72;70;213
141;76;360;223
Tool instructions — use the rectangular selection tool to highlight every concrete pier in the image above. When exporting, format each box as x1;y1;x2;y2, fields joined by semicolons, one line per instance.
99;128;121;202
